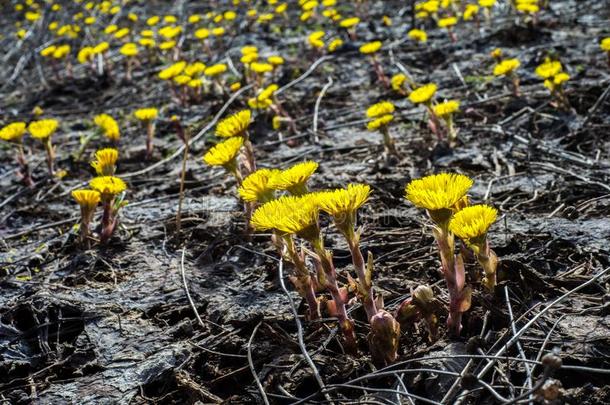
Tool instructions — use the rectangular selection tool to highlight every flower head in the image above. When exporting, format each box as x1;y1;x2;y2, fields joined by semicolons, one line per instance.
90;176;127;197
251;194;320;238
317;183;371;216
544;72;570;91
339;17;360;28
91;148;119;176
158;61;187;80
203;136;244;167
94;114;120;141
119;42;138;56
601;37;610;52
360;41;382;55
216;110;251;138
204;63;227;76
28;119;59;140
366;101;395;118
250;62;273;73
0;122;27;143
493;58;520;76
134;108;158;121
367;114;394;131
438;17;457;28
432;100;460;119
408;28;427;43
72;189;101;211
449;204;497;243
238;168;280;203
308;31;325;48
405;173;473;224
409;83;437;104
535;59;562;79
268;161;318;195
391;73;407;91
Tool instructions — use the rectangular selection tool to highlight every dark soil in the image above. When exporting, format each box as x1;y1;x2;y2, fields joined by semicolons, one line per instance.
1;1;610;404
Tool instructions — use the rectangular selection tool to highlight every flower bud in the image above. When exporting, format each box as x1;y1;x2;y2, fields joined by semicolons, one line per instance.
368;309;400;367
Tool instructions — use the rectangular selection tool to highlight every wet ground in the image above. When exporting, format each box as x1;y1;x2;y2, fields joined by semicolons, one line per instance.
1;0;610;404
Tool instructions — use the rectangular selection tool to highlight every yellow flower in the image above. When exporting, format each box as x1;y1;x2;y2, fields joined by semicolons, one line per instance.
316;183;371;218
119;42;138;56
241;53;258;64
248;97;273;109
159;40;176;50
173;75;191;85
366;101;395;118
238;168;280;202
134;108;158;121
147;15;160;25
432;100;460;118
405;173;473;212
91;148;119;176
408;28;427;43
77;46;95;64
90;176;127;196
258;84;279;102
158;61;187;80
409;83;437;104
94;114;120;141
268;161;318;195
93;41;109;54
391;73;407;91
490;48;502;59
230;82;242;92
516;3;539;13
216;110;251;138
438;16;457;28
203;136;244;167
212;27;225;36
204;63;227;76
328;38;343;52
601;37;610;52
463;4;479;20
241;45;258;55
493;58;520;76
360;41;382;55
250;62;273;73
339;17;360;28
251;194;319;236
267;55;284;66
28;119;59;140
535;59;562;79
71;189;101;210
0;122;27;142
367;114;393;131
449;204;497;242
308;31;325;48
478;0;496;7
544;72;570;90
195;28;210;39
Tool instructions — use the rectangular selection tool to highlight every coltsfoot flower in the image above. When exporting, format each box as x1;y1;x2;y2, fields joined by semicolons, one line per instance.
408;28;427;43
366;101;395;118
94;114;120;141
409;83;437;104
203;136;244;181
493;59;520;76
90;175;127;196
317;183;371;235
1;122;33;186
251;194;319;237
405;172;473;226
238;168;280;203
72;189;101;244
0;122;26;143
535;59;562;79
91;148;119;176
216;110;251;138
134;108;158;121
29;119;59;176
90;176;127;243
433;100;460;143
360;41;382;54
134;108;158;158
450;204;499;291
268;161;318;195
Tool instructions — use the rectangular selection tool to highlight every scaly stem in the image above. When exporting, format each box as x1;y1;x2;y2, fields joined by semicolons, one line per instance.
100;197;115;243
43;137;55;177
475;240;498;292
346;236;377;321
17;143;34;187
380;126;398;157
311;237;357;352
145;121;154;159
284;236;320;320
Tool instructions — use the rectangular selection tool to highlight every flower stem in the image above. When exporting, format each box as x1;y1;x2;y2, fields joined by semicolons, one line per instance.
100;197;115;243
43;137;55;177
145;121;154;159
346;236;377;321
17;143;34;187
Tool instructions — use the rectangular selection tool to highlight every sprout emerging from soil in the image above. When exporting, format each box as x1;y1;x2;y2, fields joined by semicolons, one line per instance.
432;100;460;146
449;204;499;291
0;122;34;187
133;107;158;159
396;285;439;342
535;58;571;110
251;194;357;350
90;176;127;243
203;136;245;183
359;41;389;87
28;119;59;177
365;101;398;157
493;58;521;96
409;83;444;141
405;173;474;336
71;189;101;245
